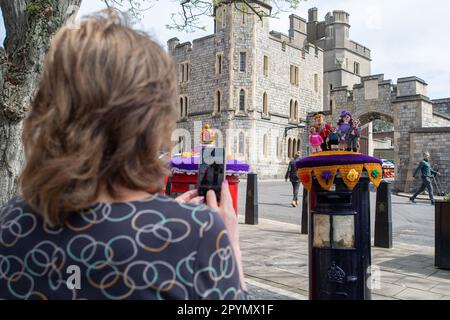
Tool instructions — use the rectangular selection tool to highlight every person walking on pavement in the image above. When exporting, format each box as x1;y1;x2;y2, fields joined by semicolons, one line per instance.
410;151;441;205
285;152;301;207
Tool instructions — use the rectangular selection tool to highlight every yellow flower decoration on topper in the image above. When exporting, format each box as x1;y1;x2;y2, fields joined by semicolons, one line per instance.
347;169;359;182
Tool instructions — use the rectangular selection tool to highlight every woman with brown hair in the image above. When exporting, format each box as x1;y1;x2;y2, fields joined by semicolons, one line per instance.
0;10;247;300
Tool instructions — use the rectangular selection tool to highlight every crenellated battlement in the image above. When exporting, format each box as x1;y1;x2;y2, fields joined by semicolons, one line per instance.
330;74;433;105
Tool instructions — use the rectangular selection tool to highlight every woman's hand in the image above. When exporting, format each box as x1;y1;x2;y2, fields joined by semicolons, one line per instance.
206;181;239;246
175;189;204;205
206;181;247;292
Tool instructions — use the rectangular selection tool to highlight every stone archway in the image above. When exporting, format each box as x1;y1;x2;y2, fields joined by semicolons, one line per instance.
355;111;395;157
357;112;394;127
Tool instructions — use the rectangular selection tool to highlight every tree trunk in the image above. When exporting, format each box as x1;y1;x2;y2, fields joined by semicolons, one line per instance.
0;0;81;206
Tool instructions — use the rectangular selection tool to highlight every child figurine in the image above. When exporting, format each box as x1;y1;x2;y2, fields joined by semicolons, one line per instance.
309;127;323;154
346;118;361;152
327;126;340;150
337;110;353;150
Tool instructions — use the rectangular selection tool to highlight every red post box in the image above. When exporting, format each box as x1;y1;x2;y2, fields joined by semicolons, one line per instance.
169;173;240;215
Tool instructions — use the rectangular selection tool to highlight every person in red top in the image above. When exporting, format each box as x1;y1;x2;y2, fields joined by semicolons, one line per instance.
313;112;331;151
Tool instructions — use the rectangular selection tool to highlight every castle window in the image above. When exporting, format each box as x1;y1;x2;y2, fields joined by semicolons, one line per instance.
216;54;223;75
289;99;295;120
239;52;246;72
239;89;246;112
314;73;319;92
180;65;184;83
179;97;184;118
179;96;188;118
262;92;268;116
294;101;299;121
290;65;299;86
216;90;222;113
354;62;360;75
297;139;301;154
287;138;292;159
263;134;269;158
180;62;189;83
290;66;294;85
292;139;296;159
184;96;188;117
292;139;297;158
263;55;269;77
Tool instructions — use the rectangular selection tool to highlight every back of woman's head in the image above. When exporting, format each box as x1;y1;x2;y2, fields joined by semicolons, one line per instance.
20;9;177;226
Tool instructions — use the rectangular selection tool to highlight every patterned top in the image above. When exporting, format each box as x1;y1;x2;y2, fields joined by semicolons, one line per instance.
0;195;248;300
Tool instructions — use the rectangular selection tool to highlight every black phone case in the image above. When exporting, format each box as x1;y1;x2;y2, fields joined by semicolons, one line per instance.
198;186;221;202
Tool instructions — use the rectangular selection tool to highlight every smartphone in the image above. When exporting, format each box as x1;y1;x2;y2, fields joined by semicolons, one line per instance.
198;147;226;201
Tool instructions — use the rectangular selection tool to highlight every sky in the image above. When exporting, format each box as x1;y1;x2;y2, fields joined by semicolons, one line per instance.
0;0;449;99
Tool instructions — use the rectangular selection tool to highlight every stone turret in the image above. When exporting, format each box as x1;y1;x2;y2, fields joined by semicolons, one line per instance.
167;37;180;53
396;77;428;97
289;14;307;47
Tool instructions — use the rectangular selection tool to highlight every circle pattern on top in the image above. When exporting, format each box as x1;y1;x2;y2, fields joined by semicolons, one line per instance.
0;195;248;300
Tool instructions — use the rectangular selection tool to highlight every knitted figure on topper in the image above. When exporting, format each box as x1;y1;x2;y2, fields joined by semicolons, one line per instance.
346;118;361;152
327;126;340;151
313;112;331;151
309;127;323;154
337;110;353;151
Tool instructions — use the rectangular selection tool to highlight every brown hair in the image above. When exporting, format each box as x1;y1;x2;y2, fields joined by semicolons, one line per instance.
20;9;177;226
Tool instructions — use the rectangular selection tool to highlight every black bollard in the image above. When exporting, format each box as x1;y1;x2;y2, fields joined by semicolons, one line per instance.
301;188;308;234
374;180;393;248
245;173;258;225
165;177;172;197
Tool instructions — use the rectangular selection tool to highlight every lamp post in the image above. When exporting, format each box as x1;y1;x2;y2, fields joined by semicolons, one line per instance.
284;122;307;138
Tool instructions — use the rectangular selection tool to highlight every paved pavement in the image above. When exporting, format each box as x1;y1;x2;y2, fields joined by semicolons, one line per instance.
235;180;450;300
240;218;450;300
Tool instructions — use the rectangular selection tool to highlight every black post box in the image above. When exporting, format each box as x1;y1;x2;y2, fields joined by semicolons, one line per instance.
296;151;383;300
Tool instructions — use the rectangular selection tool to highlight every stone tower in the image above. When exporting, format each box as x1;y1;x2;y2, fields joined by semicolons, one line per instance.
307;8;372;112
168;1;324;179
